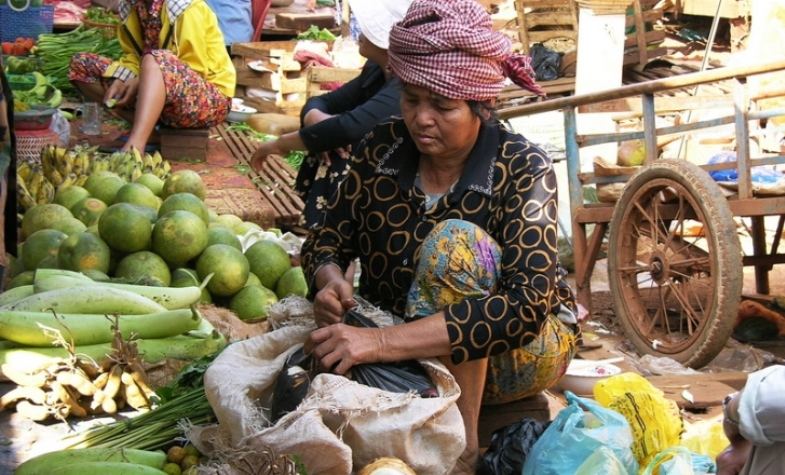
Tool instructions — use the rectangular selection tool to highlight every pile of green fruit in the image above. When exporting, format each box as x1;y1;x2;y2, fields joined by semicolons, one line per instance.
9;169;307;323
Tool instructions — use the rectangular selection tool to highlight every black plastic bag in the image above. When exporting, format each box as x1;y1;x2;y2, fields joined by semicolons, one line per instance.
270;309;438;422
477;418;550;475
530;43;562;82
344;309;438;398
270;347;317;422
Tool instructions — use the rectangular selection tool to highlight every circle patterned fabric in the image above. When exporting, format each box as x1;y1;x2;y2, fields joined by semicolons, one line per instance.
301;118;576;364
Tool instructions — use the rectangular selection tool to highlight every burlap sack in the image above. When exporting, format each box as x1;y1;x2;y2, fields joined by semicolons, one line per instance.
198;298;465;475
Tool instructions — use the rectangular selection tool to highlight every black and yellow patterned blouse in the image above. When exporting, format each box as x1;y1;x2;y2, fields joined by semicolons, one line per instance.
301;118;576;364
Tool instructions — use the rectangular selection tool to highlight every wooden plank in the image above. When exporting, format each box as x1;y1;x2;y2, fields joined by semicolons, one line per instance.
275;12;335;30
528;30;577;43
525;11;575;28
625;9;663;27
624;29;665;49
681;0;750;18
307;67;361;83
231;41;298;59
214;125;303;226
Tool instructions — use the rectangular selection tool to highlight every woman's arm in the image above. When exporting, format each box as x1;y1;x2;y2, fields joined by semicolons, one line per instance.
308;313;452;374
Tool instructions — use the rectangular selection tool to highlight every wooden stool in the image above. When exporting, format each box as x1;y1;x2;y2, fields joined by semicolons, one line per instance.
478;393;551;448
160;127;210;162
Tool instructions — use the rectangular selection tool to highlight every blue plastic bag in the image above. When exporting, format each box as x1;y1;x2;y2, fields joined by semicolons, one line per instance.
708;151;785;184
641;447;717;475
522;392;639;475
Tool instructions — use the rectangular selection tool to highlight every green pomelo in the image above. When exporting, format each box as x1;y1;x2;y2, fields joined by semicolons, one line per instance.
244;272;262;288
113;182;160;210
158;193;209;223
83;171;120;192
206;226;242;251
135;173;165;196
152;211;208;267
22;229;68;270
22;203;72;238
230;285;278;321
7;254;24;278
196;244;250;297
276;267;308;299
171;268;211;303
49;217;87;236
54;185;90;210
58;232;111;274
244;240;291;289
115;251;171;287
86;174;126;206
98;203;153;253
7;270;35;289
36;254;60;269
215;214;242;231
234;221;262;236
162;170;206;200
82;269;110;281
71;197;107;226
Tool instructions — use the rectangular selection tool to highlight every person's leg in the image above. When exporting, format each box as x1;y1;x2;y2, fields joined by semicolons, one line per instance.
123;54;165;152
406;219;503;470
68;53;136;122
441;356;488;474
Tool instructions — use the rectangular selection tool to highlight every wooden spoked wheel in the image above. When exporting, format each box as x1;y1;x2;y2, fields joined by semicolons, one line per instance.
607;160;742;368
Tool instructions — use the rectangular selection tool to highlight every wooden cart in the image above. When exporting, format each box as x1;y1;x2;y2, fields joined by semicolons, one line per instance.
499;60;785;367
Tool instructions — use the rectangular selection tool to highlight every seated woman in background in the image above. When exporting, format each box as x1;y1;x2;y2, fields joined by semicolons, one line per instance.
300;0;577;472
251;0;412;230
205;0;254;46
68;0;235;153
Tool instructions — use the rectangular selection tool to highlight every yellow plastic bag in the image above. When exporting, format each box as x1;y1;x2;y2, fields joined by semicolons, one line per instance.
594;373;684;467
681;418;730;460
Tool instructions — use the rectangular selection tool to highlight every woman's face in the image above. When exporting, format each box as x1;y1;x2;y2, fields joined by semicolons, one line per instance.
358;34;387;65
401;84;482;162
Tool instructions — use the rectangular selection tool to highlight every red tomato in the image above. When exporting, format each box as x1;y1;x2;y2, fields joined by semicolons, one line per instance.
1;43;12;55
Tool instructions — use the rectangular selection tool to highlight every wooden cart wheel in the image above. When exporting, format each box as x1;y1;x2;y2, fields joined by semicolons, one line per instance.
607;160;742;368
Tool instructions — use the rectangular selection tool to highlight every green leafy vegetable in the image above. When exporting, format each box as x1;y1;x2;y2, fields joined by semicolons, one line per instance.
85;6;120;25
35;27;122;93
297;25;336;41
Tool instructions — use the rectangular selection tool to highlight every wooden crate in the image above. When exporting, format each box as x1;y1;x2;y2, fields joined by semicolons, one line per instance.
160;127;209;162
214;125;304;227
306;66;362;99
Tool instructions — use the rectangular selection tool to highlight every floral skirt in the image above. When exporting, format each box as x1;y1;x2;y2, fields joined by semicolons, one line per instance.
406;219;577;405
69;50;230;128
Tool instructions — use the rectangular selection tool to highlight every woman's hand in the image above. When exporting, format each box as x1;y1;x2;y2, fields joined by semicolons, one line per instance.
104;78;139;108
312;277;355;327
307;324;384;374
250;140;283;170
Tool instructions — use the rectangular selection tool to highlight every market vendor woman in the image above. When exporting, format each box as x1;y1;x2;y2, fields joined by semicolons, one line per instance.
300;0;578;471
68;0;235;152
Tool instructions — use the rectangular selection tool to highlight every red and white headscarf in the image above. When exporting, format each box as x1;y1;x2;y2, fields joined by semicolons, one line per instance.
388;0;544;101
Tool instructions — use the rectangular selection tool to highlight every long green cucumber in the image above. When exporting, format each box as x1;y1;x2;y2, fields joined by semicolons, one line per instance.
34;270;202;310
0;332;226;376
16;448;166;475
0;308;201;346
48;462;166;475
0;284;34;306
2;286;166;314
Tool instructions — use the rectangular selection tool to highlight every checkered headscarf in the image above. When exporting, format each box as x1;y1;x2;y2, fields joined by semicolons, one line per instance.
388;0;544;101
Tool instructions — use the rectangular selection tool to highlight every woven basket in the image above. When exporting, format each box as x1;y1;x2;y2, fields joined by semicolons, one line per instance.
16;129;58;166
83;18;117;38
